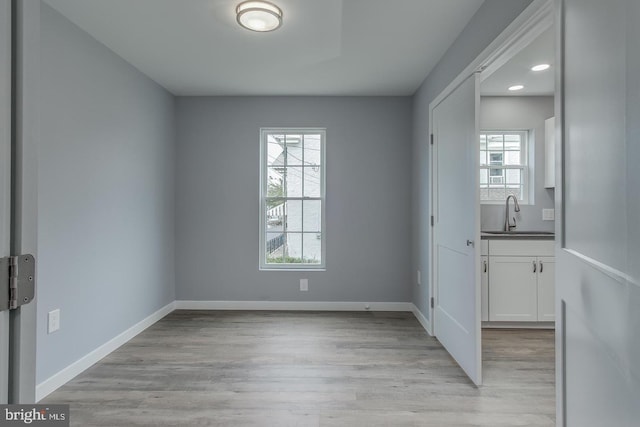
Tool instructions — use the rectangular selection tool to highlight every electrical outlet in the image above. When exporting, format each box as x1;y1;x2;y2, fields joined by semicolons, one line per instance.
300;279;308;292
48;309;60;334
542;209;555;221
417;270;421;285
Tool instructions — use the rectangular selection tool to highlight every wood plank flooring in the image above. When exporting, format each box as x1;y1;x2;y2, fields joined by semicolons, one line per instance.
43;311;555;426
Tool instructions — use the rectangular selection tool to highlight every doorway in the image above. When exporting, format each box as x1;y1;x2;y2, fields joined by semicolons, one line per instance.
428;0;556;386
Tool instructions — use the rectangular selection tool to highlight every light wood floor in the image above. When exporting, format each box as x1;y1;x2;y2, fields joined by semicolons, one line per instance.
43;311;555;426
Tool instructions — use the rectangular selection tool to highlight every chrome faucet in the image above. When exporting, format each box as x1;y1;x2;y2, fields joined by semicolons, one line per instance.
504;195;521;231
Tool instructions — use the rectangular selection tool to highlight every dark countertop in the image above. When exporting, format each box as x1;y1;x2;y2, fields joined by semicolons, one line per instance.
481;231;555;240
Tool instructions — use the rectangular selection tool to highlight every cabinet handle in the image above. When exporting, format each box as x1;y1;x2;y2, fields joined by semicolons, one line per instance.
533;260;537;273
484;260;487;273
539;261;543;273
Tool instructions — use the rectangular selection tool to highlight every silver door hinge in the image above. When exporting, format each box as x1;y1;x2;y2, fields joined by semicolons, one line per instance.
430;134;434;145
0;255;35;312
430;297;434;309
431;216;434;226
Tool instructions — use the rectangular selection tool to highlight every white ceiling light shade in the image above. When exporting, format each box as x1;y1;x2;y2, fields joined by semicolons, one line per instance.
508;85;525;91
531;63;551;71
236;1;283;32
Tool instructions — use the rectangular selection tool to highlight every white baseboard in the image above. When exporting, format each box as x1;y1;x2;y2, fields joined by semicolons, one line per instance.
175;300;413;312
411;304;433;336
35;301;175;402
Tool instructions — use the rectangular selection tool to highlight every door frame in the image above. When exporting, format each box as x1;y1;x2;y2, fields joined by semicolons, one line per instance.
0;0;12;404
8;0;39;403
428;0;555;333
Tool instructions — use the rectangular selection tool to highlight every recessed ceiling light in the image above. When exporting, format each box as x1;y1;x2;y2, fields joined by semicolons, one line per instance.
236;1;283;32
531;64;551;71
508;85;525;91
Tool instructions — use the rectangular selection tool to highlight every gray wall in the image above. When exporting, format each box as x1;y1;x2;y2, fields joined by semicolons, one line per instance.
411;0;533;318
175;97;412;303
37;4;176;384
480;96;555;231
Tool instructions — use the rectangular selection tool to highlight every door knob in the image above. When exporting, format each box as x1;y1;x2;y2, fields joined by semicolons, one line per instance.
466;240;475;247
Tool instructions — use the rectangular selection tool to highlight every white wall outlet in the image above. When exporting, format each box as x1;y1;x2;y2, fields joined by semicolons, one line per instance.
48;309;60;334
542;209;555;221
300;279;308;292
417;270;421;285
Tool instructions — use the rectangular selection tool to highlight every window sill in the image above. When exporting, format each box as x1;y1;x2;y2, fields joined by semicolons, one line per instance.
259;267;326;272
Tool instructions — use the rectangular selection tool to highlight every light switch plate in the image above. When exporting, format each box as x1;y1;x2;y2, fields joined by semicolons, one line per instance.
300;279;308;292
417;270;421;285
542;209;555;221
48;309;60;334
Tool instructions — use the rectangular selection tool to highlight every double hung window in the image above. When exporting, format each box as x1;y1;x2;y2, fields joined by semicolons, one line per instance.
260;128;326;270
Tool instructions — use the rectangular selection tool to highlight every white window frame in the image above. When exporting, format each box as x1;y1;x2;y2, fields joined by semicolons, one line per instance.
480;130;530;205
259;128;326;271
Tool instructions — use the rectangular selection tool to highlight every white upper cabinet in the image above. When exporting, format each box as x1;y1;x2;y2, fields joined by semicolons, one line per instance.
544;117;555;188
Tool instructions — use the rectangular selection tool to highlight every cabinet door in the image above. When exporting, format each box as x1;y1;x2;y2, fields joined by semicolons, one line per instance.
481;256;489;322
536;256;555;321
489;256;538;321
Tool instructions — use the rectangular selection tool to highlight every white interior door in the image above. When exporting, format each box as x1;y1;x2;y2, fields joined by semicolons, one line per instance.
558;0;640;424
432;74;482;385
0;0;12;404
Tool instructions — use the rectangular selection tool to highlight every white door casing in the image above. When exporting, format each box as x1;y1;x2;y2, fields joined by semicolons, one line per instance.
0;0;11;405
432;74;482;386
557;0;640;425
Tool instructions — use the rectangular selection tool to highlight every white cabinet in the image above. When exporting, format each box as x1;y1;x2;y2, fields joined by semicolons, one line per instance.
485;240;555;322
537;256;555;321
544;117;556;188
489;256;538;321
481;256;489;322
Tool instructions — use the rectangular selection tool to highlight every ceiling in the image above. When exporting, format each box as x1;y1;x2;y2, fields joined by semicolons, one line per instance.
481;26;555;96
43;0;485;96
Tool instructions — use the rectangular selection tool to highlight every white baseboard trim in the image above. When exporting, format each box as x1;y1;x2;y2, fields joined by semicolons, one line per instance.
175;300;413;312
411;304;433;336
35;301;175;402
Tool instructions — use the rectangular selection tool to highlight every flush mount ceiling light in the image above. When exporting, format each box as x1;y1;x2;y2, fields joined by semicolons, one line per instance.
508;85;525;91
531;63;551;71
236;1;283;32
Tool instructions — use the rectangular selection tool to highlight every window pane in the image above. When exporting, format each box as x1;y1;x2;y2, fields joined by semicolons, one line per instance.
286;135;303;166
480;134;487;150
303;200;322;233
304;134;322;166
267;168;284;198
267;135;285;167
480;150;487;166
487;134;504;150
266;199;285;225
480;169;488;186
285;233;303;263
303;167;321;197
285;200;302;232
489;152;503;165
285;167;303;197
303;233;322;264
505;151;521;166
506;169;521;185
504;134;522;150
265;231;284;263
488;188;506;200
489;168;503;177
